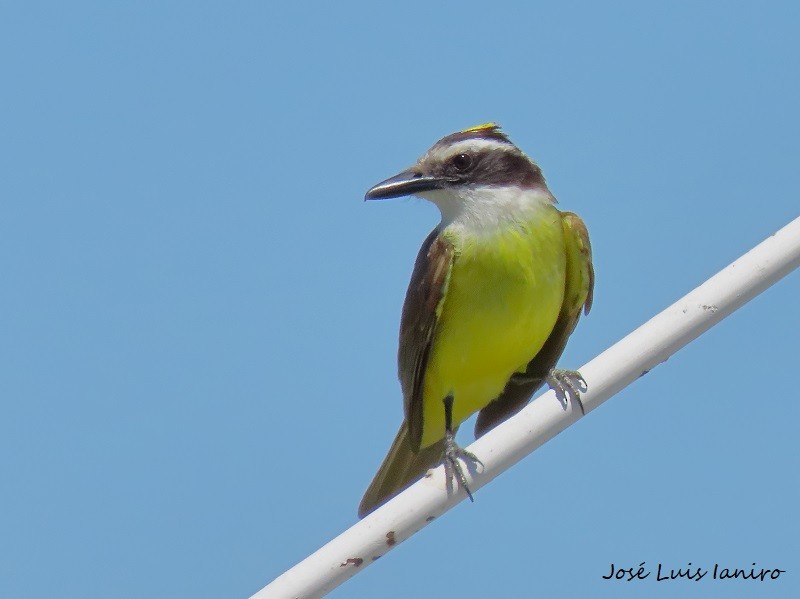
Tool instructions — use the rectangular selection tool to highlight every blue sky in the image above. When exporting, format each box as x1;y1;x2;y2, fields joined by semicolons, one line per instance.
1;2;798;598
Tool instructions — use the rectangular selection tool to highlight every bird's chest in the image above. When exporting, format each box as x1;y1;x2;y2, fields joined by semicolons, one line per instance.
419;215;566;446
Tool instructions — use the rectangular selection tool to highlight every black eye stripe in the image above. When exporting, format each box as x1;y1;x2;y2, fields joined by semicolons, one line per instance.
435;148;545;189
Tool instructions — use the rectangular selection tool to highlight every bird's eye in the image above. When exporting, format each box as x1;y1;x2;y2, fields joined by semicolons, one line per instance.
452;153;473;172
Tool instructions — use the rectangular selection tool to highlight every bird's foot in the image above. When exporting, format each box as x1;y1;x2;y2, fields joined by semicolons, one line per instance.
547;368;587;415
443;430;482;502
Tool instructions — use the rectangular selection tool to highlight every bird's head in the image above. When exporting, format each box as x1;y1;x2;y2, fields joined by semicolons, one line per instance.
365;124;553;225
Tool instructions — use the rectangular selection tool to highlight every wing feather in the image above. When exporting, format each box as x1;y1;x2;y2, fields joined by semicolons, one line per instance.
398;228;455;450
358;229;454;517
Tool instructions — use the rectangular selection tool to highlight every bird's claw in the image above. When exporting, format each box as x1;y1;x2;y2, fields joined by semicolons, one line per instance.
547;368;587;415
443;431;482;502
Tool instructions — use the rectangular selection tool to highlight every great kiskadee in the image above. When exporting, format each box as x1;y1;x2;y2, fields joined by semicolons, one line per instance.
359;124;593;518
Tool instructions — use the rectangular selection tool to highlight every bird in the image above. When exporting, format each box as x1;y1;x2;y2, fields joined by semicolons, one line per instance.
359;124;593;518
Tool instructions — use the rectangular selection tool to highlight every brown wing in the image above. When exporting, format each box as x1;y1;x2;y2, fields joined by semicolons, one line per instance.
398;228;455;450
358;228;455;518
474;211;594;437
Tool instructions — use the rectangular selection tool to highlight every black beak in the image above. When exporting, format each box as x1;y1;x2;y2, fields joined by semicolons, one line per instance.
364;169;449;200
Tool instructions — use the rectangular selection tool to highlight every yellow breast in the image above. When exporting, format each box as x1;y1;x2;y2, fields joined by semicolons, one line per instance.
419;207;566;448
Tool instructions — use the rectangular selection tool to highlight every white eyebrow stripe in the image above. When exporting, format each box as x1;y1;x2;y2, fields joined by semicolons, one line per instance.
426;138;516;162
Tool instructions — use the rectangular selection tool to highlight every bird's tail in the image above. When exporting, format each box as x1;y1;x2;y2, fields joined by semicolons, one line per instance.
358;423;447;518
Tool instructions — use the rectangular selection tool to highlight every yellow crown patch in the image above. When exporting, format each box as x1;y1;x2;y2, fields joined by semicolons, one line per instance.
461;122;502;134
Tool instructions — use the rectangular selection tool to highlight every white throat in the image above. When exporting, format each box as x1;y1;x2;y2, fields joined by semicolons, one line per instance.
419;186;555;233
